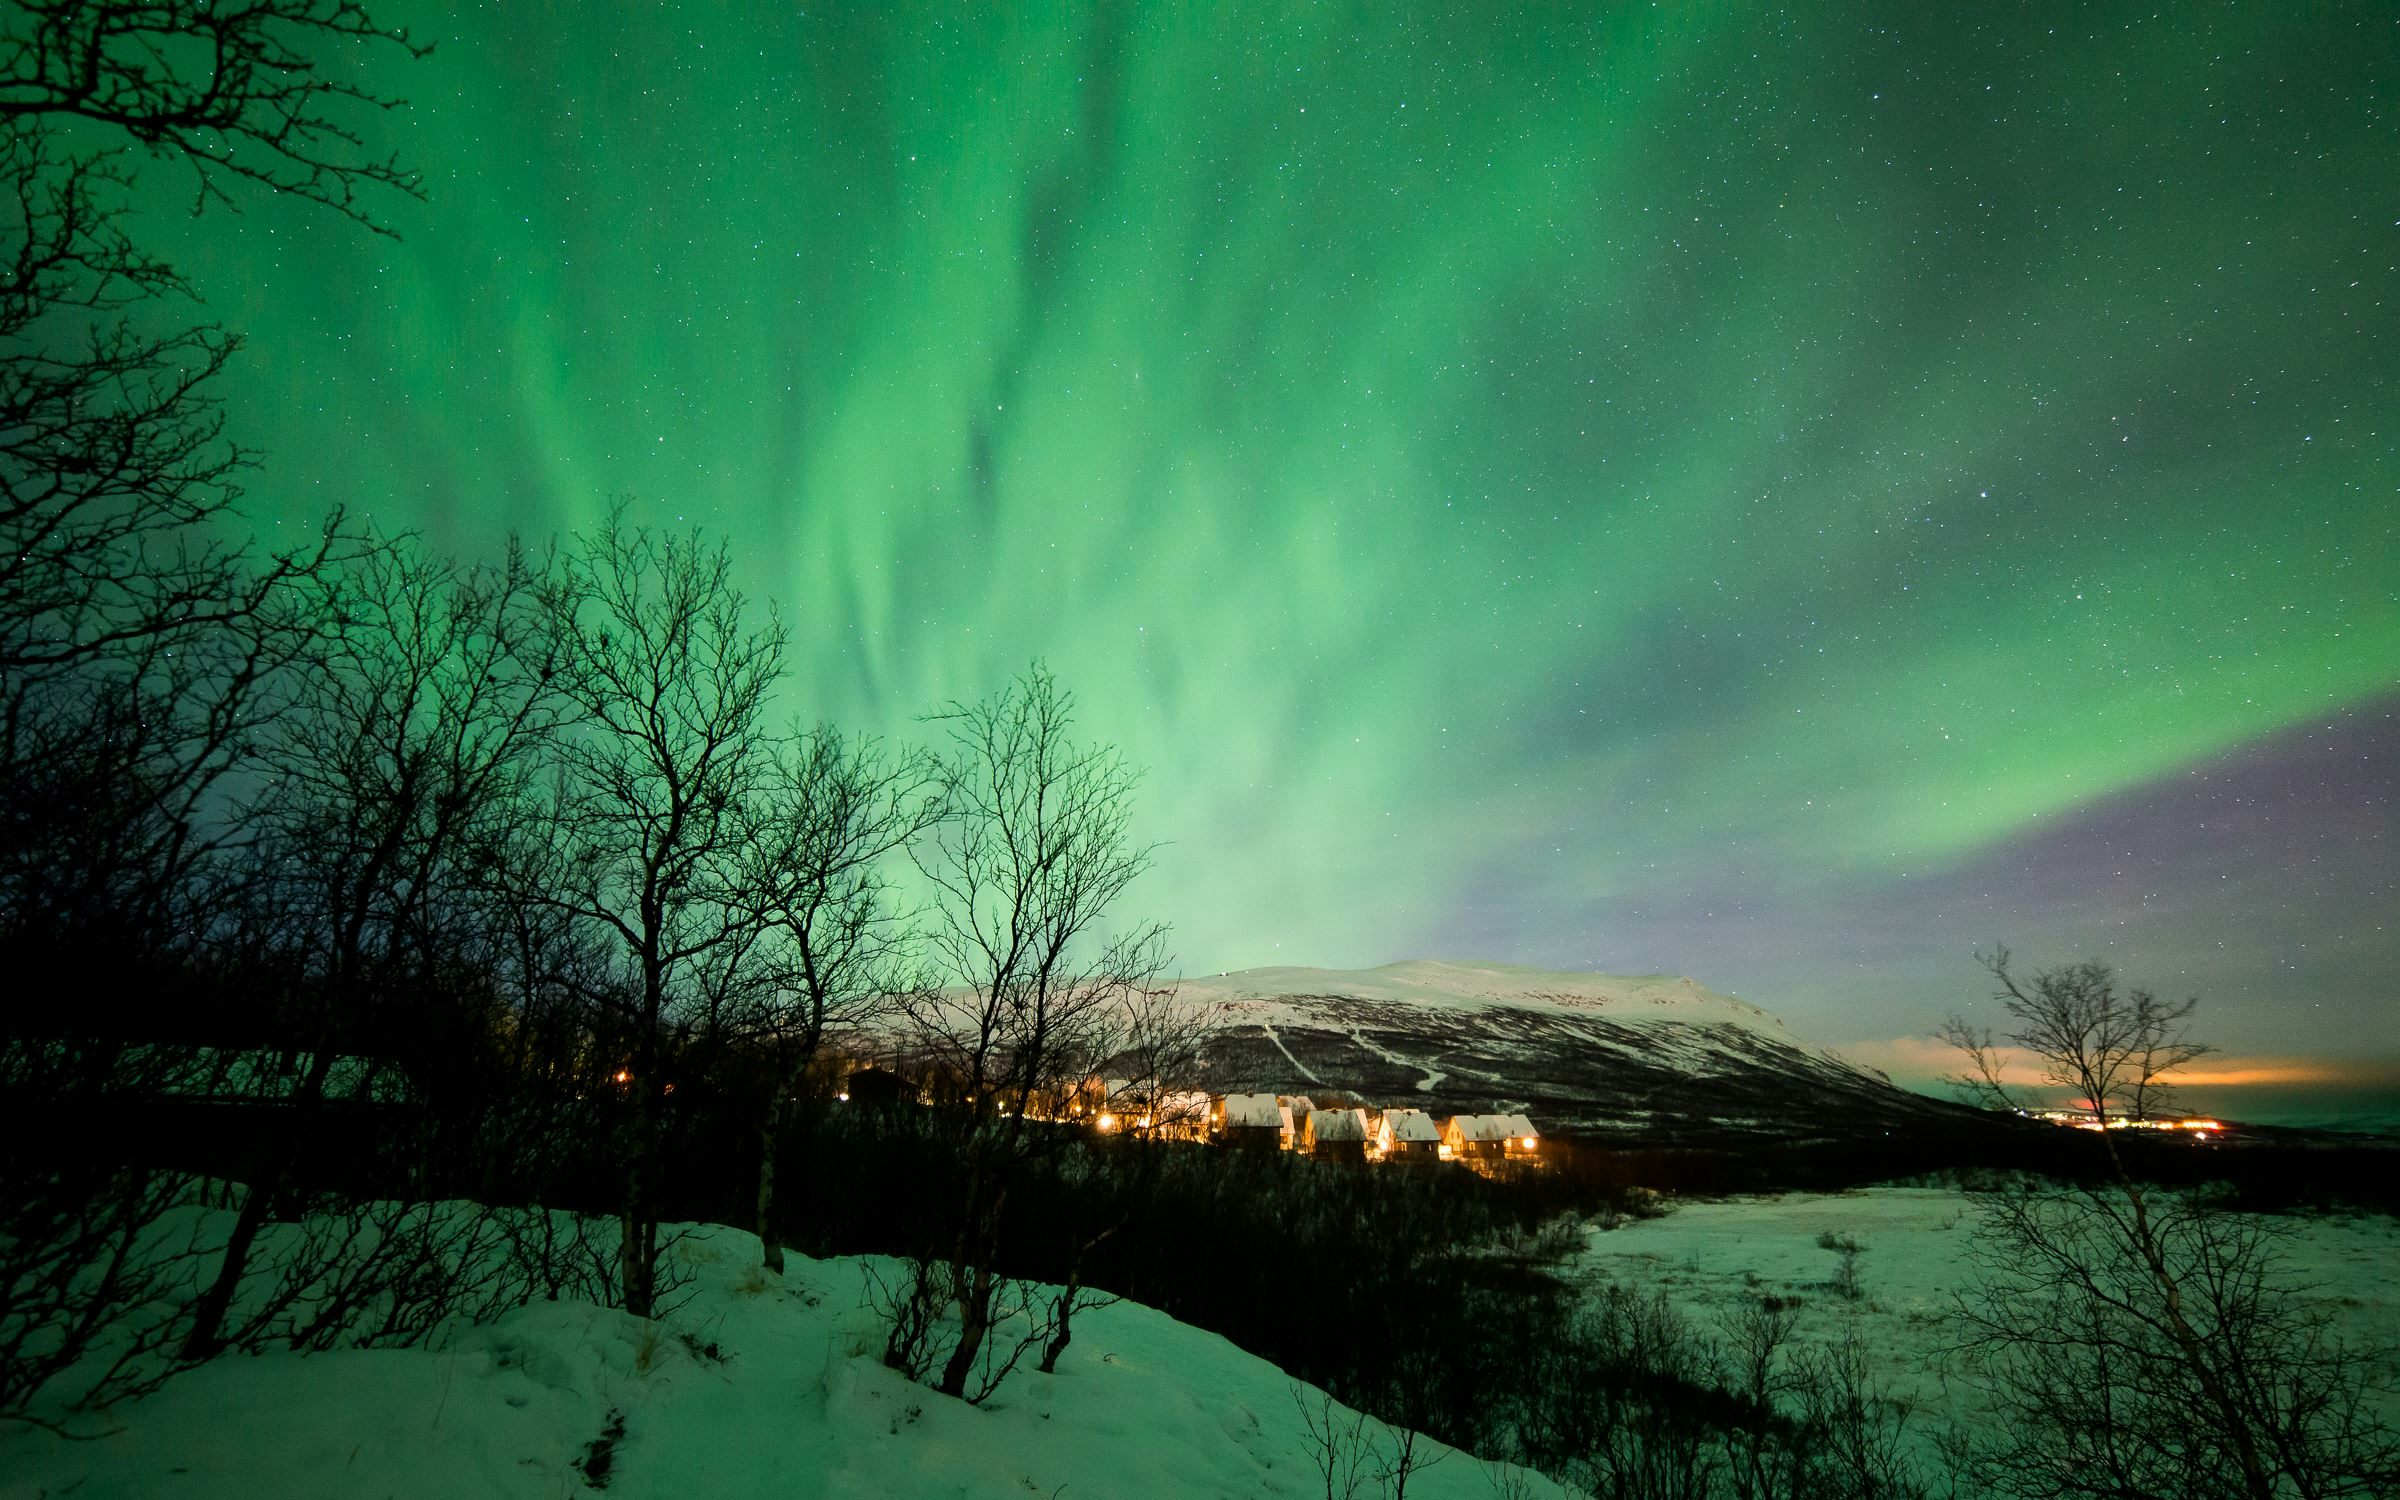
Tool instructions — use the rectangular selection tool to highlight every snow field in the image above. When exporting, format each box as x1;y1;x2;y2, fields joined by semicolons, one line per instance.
2;1209;1569;1500
1571;1186;2400;1444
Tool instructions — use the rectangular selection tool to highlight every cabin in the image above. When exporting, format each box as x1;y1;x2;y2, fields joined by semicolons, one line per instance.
1496;1113;1541;1160
1212;1091;1285;1150
1302;1106;1370;1164
1148;1089;1215;1141
1440;1113;1513;1161
1280;1095;1317;1152
841;1066;910;1109
1375;1107;1441;1161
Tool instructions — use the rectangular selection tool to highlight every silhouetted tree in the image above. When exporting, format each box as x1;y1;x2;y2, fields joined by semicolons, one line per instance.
741;726;938;1274
180;533;562;1359
539;506;784;1318
880;664;1169;1403
1942;950;2400;1500
0;0;422;1417
0;0;423;947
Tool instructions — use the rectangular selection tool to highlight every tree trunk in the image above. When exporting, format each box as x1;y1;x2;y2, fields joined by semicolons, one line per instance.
756;1089;785;1275
2101;1136;2274;1500
181;1046;339;1360
180;1177;274;1361
620;1082;661;1318
938;1261;994;1398
1038;1266;1082;1375
1039;1222;1118;1375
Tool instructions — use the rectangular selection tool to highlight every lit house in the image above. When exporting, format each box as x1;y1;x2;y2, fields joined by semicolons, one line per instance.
1212;1092;1285;1150
1374;1107;1441;1161
1301;1106;1371;1164
1439;1113;1513;1161
1148;1089;1215;1141
1283;1094;1316;1142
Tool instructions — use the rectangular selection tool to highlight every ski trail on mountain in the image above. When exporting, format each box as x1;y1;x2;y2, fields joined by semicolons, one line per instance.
1344;1025;1447;1093
1256;1021;1321;1085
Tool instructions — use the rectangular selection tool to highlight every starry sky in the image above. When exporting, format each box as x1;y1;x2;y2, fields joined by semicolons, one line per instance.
147;3;2397;1120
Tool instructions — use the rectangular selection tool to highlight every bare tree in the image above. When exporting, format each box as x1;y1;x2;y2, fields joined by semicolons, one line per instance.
1102;980;1223;1144
880;664;1169;1403
0;0;422;1417
741;726;938;1274
1941;950;2400;1500
0;0;424;892
1033;982;1223;1376
539;507;784;1318
0;1;426;227
1940;947;2209;1125
179;532;562;1360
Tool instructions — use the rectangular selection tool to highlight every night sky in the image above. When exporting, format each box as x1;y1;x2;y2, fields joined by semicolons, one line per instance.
147;4;2397;1117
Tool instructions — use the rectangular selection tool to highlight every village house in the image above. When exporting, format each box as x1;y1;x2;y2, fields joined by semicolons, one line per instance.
1301;1106;1370;1163
1281;1094;1316;1148
1146;1089;1215;1141
1496;1113;1541;1160
1374;1107;1441;1161
1210;1092;1285;1150
1194;1092;1548;1169
839;1066;912;1109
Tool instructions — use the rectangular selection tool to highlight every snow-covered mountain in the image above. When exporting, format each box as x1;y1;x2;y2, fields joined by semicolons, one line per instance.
1175;960;1966;1143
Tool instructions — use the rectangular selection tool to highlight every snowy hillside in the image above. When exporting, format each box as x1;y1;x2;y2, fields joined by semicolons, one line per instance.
0;1216;1563;1500
1178;961;1800;1038
1175;960;1975;1142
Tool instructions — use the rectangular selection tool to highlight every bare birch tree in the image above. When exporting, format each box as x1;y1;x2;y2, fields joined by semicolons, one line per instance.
741;726;938;1274
0;0;422;1415
880;664;1168;1403
180;532;563;1359
539;506;783;1318
1941;949;2399;1500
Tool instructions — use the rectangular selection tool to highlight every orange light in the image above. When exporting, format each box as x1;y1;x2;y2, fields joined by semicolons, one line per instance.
1095;1113;1117;1131
837;1092;849;1102
613;1069;631;1085
1522;1136;1538;1150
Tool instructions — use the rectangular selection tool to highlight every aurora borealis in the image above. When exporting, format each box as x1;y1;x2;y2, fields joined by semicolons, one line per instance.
147;4;2395;1111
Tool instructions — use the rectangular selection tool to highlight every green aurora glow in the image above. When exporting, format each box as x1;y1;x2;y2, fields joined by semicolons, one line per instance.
143;3;2397;1077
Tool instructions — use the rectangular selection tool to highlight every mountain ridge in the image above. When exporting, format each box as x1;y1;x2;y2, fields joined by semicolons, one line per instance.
1172;959;1968;1144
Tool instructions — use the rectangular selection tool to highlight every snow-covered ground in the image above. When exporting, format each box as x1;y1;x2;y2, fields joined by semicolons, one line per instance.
2;1216;1565;1500
1572;1186;2400;1439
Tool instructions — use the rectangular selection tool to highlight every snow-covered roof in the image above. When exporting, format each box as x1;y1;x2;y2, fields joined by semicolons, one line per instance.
1378;1108;1439;1143
1497;1114;1537;1139
1218;1092;1282;1129
1304;1107;1368;1143
1443;1114;1517;1143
